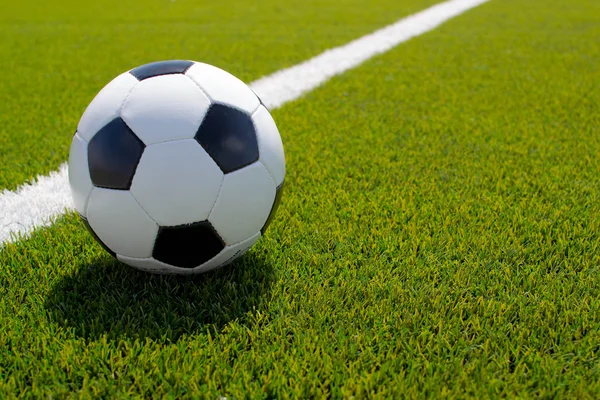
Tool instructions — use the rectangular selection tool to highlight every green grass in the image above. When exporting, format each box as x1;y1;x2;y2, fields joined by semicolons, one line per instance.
0;0;438;192
2;0;600;397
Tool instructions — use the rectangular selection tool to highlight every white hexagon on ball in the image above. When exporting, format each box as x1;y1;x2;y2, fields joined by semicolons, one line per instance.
77;72;139;142
185;62;260;114
130;139;223;227
194;231;262;273
121;74;211;146
209;162;276;245
86;188;159;258
252;105;286;186
68;132;93;216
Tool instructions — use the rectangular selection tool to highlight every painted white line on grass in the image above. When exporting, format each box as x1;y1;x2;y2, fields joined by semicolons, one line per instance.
0;0;489;245
252;0;489;109
1;164;72;244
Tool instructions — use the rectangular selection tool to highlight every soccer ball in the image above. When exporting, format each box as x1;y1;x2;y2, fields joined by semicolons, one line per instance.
68;60;285;275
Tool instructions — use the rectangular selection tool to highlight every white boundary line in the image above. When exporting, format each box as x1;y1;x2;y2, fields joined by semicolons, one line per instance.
0;0;489;245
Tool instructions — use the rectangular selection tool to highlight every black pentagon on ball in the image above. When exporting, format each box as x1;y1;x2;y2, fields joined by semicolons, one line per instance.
261;181;285;235
153;221;225;269
77;213;116;258
195;104;259;173
88;117;145;190
129;60;194;81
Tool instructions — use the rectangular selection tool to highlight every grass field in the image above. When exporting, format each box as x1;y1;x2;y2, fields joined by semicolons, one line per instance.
0;0;438;192
2;0;600;397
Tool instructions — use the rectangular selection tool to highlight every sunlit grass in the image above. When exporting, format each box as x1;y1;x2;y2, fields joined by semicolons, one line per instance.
0;0;438;192
1;0;600;397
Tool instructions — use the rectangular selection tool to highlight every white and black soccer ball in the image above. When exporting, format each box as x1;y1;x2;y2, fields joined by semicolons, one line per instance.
68;60;285;275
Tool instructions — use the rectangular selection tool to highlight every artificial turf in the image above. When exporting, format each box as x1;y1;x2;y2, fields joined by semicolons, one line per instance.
2;0;600;397
0;0;439;192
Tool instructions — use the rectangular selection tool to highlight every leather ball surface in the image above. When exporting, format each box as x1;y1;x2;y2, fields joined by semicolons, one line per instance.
68;60;285;274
